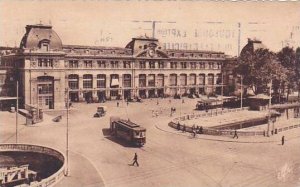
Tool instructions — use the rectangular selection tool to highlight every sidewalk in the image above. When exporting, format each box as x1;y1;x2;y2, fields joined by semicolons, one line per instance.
155;119;300;144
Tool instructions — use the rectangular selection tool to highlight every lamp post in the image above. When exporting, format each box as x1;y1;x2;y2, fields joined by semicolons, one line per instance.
16;81;19;143
267;79;272;137
240;75;243;109
65;88;70;176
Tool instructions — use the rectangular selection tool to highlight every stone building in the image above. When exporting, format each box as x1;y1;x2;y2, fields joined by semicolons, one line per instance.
1;24;228;110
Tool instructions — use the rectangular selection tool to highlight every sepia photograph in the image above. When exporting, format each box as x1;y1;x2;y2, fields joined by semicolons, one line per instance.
0;1;300;187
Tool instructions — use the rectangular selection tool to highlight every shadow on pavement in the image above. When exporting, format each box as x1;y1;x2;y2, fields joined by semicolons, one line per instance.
104;136;139;148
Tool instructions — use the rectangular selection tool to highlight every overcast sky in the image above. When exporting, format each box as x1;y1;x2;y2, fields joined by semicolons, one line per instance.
0;1;299;56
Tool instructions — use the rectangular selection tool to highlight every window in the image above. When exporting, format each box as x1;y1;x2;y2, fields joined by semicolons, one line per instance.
139;61;146;69
208;74;214;85
69;60;78;68
110;61;119;68
180;62;187;69
148;74;155;87
149;61;155;69
84;60;93;68
68;74;79;89
180;74;187;86
38;59;53;67
157;74;164;87
41;43;49;51
169;74;177;86
189;74;196;85
217;62;222;69
139;74;146;87
38;83;53;94
170;62;177;69
83;74;93;89
97;74;106;88
123;61;131;69
199;62;205;69
190;62;196;69
97;61;106;68
199;74;205;85
123;74;131;88
208;62;214;69
216;74;222;85
158;61;164;68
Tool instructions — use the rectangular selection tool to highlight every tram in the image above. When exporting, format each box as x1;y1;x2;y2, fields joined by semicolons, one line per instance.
110;117;146;146
196;98;223;111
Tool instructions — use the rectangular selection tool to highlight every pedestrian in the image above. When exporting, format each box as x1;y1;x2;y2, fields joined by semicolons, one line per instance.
281;136;285;145
127;100;129;106
132;153;139;167
182;124;186;132
192;129;196;138
177;122;180;130
233;129;238;139
199;126;203;134
182;99;184;104
117;102;119;107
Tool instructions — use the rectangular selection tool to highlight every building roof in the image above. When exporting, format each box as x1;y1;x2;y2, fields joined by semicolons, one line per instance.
20;24;62;50
240;38;267;55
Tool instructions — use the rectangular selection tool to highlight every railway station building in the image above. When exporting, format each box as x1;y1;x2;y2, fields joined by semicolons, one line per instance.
0;24;230;110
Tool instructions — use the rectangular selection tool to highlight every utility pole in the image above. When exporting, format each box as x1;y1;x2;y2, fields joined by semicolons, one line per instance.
240;75;243;109
238;22;241;56
16;81;19;143
66;88;69;176
267;80;272;137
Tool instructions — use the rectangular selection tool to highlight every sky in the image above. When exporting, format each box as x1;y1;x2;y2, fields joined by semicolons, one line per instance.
0;1;299;56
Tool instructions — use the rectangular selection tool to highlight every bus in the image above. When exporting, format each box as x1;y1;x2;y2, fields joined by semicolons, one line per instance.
110;117;146;146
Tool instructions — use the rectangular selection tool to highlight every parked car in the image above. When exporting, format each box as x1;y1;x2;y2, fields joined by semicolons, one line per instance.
94;106;107;117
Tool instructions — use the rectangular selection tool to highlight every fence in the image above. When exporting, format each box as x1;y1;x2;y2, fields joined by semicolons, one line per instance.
0;144;66;187
172;107;249;123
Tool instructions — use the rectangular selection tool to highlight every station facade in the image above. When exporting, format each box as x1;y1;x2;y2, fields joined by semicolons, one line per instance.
1;24;229;110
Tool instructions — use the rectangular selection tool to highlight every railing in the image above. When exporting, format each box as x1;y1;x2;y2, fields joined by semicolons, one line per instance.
0;144;66;187
172;107;250;123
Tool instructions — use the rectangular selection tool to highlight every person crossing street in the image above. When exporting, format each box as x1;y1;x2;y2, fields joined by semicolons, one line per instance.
132;153;139;167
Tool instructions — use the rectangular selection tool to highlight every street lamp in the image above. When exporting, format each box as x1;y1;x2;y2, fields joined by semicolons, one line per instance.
65;88;70;176
266;79;272;137
240;75;243;109
16;80;19;143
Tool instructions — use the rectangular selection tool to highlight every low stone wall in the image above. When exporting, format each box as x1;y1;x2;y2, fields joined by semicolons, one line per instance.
0;144;66;187
168;121;265;137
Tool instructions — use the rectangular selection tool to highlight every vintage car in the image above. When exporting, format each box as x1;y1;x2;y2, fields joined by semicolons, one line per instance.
94;106;107;117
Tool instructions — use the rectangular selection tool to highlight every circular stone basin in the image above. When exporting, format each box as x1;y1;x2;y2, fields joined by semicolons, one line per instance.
0;144;65;186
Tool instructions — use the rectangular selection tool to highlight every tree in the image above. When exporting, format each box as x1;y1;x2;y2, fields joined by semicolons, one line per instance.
235;48;287;95
296;47;300;99
277;47;298;100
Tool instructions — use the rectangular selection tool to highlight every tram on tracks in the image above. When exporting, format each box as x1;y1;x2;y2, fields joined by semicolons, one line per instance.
110;117;146;146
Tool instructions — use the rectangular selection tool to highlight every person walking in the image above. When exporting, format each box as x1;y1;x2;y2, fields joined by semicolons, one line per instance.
282;136;285;145
233;129;238;139
132;153;139;167
117;102;119;107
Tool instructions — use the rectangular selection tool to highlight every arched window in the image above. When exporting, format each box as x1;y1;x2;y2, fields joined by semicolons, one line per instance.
208;74;214;85
189;74;196;85
139;74;146;87
97;74;106;88
179;74;187;86
169;74;177;86
39;39;50;52
68;74;79;89
199;74;205;85
123;74;131;88
83;74;93;89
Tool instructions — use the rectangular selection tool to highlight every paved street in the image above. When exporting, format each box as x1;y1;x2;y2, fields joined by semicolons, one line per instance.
1;98;300;187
